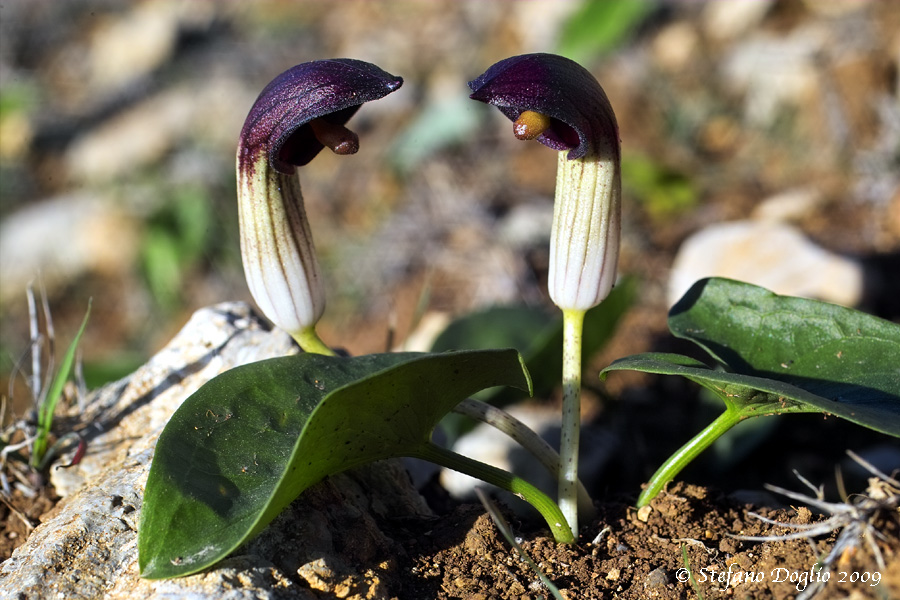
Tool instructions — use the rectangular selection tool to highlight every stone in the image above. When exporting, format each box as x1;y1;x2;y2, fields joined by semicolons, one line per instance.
0;302;431;599
651;22;700;73
722;27;824;127
0;193;139;304
643;567;669;590
667;220;864;308
701;0;774;42
750;187;825;223
64;77;253;183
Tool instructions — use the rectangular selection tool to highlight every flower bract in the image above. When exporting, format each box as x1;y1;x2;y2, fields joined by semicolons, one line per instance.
237;59;402;347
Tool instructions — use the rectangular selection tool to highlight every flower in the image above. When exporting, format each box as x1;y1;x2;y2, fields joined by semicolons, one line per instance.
469;53;622;537
237;59;402;350
468;53;621;311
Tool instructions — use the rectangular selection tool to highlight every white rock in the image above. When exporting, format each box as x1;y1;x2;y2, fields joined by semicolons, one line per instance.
84;1;218;96
87;0;180;93
1;302;431;599
722;27;825;127
0;193;139;304
652;22;700;72
497;201;553;249
750;187;825;223
65;77;253;183
701;0;775;42
668;220;864;308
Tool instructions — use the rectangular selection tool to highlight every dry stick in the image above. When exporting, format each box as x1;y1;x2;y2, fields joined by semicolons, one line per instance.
26;283;42;406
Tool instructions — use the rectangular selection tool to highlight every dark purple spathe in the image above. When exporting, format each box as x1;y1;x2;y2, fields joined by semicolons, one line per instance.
239;59;403;174
468;53;618;161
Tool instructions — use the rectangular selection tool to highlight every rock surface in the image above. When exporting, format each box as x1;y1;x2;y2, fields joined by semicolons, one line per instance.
667;220;865;308
0;302;431;600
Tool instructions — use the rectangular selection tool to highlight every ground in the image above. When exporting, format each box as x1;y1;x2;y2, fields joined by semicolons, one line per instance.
388;483;899;600
1;1;899;598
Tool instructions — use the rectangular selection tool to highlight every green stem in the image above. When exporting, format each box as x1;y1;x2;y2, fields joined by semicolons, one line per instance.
453;398;596;521
559;308;585;538
411;442;575;544
637;408;744;507
292;326;336;356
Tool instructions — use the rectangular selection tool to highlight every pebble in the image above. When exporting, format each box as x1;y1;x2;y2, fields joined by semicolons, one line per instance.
643;567;669;590
86;0;180;93
651;22;700;73
750;187;825;223
636;505;653;523
701;0;775;42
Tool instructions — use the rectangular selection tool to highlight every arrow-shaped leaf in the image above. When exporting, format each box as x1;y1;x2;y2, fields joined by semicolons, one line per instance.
139;349;530;579
602;352;900;435
600;278;900;506
667;278;900;432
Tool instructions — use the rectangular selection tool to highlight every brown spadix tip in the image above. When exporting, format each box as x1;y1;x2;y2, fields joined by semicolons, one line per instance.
310;118;360;155
513;110;553;141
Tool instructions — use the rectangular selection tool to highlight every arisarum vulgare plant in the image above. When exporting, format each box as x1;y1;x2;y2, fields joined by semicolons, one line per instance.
237;59;403;355
469;53;622;536
140;58;593;581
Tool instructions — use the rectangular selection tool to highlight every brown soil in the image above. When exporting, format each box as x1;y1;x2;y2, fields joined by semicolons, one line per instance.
384;482;899;600
0;482;57;562
2;2;899;598
6;477;897;600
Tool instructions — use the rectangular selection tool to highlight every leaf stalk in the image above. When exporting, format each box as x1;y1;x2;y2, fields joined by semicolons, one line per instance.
412;441;575;544
637;408;744;507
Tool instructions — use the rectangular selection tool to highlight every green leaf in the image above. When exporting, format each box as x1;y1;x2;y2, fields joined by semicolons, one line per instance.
557;0;653;63
139;349;530;579
141;228;183;310
432;278;636;403
432;306;553;357
669;278;900;434
602;278;900;506
622;154;698;221
31;300;91;468
603;352;858;420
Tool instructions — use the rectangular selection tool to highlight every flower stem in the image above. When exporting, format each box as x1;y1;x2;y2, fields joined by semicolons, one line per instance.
558;308;585;538
412;442;575;544
292;326;336;357
453;398;595;521
637;408;744;507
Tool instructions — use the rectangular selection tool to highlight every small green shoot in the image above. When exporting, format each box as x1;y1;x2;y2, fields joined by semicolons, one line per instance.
30;300;91;469
680;543;705;600
475;488;564;600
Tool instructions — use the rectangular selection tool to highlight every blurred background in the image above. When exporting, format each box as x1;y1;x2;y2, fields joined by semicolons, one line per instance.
1;0;898;482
